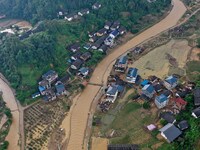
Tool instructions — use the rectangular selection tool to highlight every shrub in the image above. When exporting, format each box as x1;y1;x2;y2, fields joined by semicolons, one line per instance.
143;102;150;109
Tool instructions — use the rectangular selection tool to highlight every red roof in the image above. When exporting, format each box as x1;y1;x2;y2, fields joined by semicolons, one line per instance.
173;97;187;106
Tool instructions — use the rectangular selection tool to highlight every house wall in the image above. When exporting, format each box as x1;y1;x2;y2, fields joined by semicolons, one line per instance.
142;90;154;98
155;98;169;109
126;76;137;83
106;91;118;103
164;81;177;90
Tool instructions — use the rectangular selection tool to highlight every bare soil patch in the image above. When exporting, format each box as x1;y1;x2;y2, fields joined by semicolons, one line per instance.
189;47;200;61
0;19;20;28
91;137;108;150
14;21;32;29
129;40;191;79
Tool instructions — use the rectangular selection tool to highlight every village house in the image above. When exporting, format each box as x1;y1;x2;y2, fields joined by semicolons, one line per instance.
64;13;78;21
64;15;73;21
164;75;178;90
110;21;120;31
60;74;71;84
38;80;50;95
71;52;82;61
77;67;90;78
118;26;126;35
71;59;83;70
178;120;189;131
104;21;112;30
162;90;172;98
58;11;63;16
55;81;67;96
91;35;107;49
149;75;159;83
89;35;98;43
160;112;176;124
142;84;155;99
32;92;41;99
155;94;169;109
83;43;92;50
109;30;119;39
153;83;163;93
96;28;107;37
106;85;119;103
92;2;102;10
172;97;187;110
114;55;128;72
88;31;96;38
80;52;91;61
192;107;200;118
68;43;81;53
42;70;58;84
194;88;200;106
98;44;108;53
159;123;182;143
43;88;57;101
104;36;114;46
141;79;149;87
126;68;138;83
78;9;90;16
176;88;191;98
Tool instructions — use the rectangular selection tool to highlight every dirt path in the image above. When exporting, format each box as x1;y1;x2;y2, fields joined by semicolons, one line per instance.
65;0;186;150
0;79;20;150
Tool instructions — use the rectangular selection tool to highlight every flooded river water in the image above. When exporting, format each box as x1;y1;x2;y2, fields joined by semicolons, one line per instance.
0;0;186;150
0;78;20;150
65;0;186;150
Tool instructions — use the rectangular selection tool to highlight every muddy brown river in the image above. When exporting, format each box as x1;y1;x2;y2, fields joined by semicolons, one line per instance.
65;0;186;150
0;78;20;150
0;0;186;150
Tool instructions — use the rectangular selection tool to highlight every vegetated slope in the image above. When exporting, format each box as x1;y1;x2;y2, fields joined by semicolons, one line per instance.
0;0;171;24
0;0;94;23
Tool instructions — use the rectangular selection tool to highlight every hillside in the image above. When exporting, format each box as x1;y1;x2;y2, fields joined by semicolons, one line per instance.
0;0;171;24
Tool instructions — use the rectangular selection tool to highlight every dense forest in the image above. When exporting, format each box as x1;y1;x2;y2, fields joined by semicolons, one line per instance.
0;0;171;24
0;0;95;23
0;0;171;104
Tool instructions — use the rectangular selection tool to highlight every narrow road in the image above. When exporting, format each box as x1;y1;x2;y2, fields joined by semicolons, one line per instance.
66;0;187;150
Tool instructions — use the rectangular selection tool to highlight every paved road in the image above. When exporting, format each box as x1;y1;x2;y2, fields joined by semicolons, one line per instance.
66;0;187;150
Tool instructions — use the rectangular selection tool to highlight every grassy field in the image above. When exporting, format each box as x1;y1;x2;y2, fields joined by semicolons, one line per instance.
109;103;159;147
186;61;200;80
92;99;164;149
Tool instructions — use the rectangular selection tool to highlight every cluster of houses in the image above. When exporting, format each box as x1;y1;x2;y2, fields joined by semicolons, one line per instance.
88;21;126;51
58;2;102;21
32;70;68;101
67;21;126;77
97;52;200;143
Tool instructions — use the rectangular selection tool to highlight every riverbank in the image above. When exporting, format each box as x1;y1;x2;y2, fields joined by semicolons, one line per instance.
65;0;187;150
0;76;20;150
